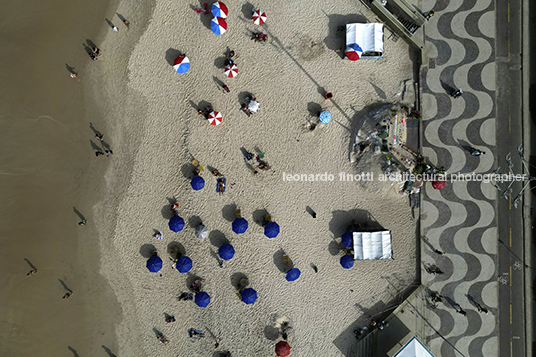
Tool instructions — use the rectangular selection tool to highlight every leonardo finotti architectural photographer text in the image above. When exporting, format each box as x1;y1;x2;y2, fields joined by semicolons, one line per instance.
282;172;527;183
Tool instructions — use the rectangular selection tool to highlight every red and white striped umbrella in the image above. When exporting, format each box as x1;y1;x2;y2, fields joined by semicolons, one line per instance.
207;111;223;125
224;64;238;78
252;9;266;25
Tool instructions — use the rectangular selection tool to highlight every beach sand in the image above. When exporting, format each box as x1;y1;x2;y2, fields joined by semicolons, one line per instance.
84;0;419;356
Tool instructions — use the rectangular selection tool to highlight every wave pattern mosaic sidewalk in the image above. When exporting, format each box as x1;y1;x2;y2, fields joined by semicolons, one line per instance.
420;0;498;356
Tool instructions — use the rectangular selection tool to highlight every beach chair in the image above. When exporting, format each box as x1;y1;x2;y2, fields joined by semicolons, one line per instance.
234;208;241;218
192;159;198;166
283;255;290;266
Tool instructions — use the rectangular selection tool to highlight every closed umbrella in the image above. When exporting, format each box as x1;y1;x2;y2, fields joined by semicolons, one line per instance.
285;268;301;282
195;225;208;239
146;255;163;272
195;292;211;307
232;217;248;234
173;55;190;73
252;9;266;25
346;43;363;61
240;287;257;304
169;215;185;232
218;243;235;261
211;1;228;18
275;341;291;356
224;63;238;78
211;16;227;35
176;256;193;273
191;175;205;190
207;111;223;125
264;221;280;238
341;231;353;247
319;110;332;124
340;255;354;269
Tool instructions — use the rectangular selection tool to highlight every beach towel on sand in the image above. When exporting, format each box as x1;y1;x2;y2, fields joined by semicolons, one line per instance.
216;178;226;193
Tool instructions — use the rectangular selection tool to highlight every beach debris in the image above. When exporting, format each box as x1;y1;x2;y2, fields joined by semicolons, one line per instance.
168;215;185;232
211;1;228;18
252;9;266;25
211;17;227;35
173;55;190;74
285;268;301;282
224;63;238;78
207;111;223;125
275;341;291;356
218;243;235;261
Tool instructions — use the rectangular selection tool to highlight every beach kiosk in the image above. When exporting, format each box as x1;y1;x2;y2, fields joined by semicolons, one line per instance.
352;230;393;260
346;23;384;60
393;336;435;357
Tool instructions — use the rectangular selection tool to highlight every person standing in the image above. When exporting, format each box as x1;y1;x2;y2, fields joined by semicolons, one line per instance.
112;25;119;32
78;219;87;226
433;249;445;255
471;148;485;156
123;19;130;30
70;72;79;81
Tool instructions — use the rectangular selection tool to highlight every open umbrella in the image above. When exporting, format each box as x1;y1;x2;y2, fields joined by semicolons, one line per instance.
285;268;301;282
252;9;266;25
224;63;238;78
340;255;354;269
240;287;257;304
195;292;211;307
176;256;192;273
219;243;235;261
341;231;353;247
211;1;228;18
346;43;363;61
264;221;280;238
432;181;445;190
207;111;223;125
211;16;227;35
173;55;190;73
146;255;163;272
191;175;205;190
248;100;260;113
195;225;208;239
232;217;248;234
169;215;185;232
319;110;332;124
275;341;291;356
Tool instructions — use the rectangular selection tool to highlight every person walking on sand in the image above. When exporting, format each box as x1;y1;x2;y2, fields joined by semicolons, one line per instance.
456;306;467;316
433;249;445;255
471;148;485;156
123;19;130;30
153;231;163;240
63;291;72;299
70;72;79;81
112;25;119;32
27;269;37;276
105;149;113;156
95;151;104;157
78;219;87;226
95;134;104;142
476;302;489;314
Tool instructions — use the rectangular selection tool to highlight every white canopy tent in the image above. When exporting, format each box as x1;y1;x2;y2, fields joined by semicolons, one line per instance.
393;336;435;357
352;230;392;260
346;23;384;58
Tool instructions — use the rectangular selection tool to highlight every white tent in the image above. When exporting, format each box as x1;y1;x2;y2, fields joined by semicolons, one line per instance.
346;23;384;56
352;230;392;260
393;336;435;357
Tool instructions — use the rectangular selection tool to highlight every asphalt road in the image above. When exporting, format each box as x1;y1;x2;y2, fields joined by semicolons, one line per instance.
495;2;526;357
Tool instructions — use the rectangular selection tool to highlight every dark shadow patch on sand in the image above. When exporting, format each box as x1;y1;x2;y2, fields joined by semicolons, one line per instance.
102;345;117;357
140;244;156;258
186;273;203;291
68;346;80;357
328;239;344;256
230;272;248;290
188;215;203;229
181;163;198;180
307;102;322;117
264;325;280;340
222;203;238;222
73;207;86;221
167;241;184;259
209;230;229;248
252;208;269;226
165;48;183;66
323;14;368;58
59;279;72;293
273;249;293;273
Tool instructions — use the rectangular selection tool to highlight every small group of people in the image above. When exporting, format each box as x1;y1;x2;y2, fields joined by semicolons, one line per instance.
251;32;268;42
89;46;101;61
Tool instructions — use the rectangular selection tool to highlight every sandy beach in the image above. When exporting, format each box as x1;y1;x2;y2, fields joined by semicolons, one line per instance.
86;0;419;356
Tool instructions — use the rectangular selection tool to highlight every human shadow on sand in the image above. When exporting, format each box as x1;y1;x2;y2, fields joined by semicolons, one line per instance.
68;346;80;357
102;345;117;357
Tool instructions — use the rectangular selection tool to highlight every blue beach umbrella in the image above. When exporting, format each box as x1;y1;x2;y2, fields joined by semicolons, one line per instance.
232;217;248;234
191;175;205;191
146;255;163;272
319;110;332;124
341;231;353;248
219;243;235;261
176;256;193;273
240;288;257;305
340;255;354;269
169;215;185;232
264;222;280;238
285;268;301;282
195;292;211;307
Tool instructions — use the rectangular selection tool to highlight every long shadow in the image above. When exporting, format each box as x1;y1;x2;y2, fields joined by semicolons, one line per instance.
305;206;316;218
86;39;98;50
209;248;223;266
65;63;76;74
59;279;72;293
24;258;37;270
90;140;102;151
440;79;456;96
89;122;102;136
369;81;387;100
73;207;85;221
102;345;117;357
116;13;127;23
82;43;93;55
140;244;156;258
209;230;229;248
105;18;116;29
68;346;80;357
